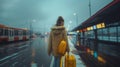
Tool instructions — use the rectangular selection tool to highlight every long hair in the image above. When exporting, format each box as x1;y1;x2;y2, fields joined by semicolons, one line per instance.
56;16;64;26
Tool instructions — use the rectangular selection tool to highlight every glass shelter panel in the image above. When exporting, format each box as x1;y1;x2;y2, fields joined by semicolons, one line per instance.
109;27;117;42
102;28;109;41
118;26;120;42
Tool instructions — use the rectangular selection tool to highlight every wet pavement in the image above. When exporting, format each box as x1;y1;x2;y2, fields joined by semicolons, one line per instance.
0;37;86;67
0;41;32;67
31;37;52;67
0;37;52;67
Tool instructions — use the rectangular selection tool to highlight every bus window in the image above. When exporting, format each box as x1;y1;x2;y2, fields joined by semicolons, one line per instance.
10;30;12;36
15;30;18;36
12;30;14;36
13;29;15;36
8;29;10;36
0;28;3;36
5;29;8;36
23;31;26;35
18;30;21;36
14;30;16;36
19;30;23;36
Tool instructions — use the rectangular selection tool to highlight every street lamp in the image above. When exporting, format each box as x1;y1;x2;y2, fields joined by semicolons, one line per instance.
73;13;78;26
89;0;92;17
29;19;36;38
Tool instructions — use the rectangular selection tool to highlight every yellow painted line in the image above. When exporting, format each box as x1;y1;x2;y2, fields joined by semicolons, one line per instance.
32;48;35;57
31;48;37;67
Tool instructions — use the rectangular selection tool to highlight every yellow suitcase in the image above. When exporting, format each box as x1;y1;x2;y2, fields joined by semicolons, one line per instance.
58;40;67;56
65;53;76;67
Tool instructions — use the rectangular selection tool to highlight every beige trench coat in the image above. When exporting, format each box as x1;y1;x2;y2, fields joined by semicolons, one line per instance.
48;25;70;56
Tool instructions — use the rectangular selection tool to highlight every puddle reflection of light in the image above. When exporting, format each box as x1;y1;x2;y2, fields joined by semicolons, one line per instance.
98;56;106;63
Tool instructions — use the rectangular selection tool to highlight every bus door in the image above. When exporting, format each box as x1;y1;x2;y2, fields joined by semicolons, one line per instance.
9;29;14;41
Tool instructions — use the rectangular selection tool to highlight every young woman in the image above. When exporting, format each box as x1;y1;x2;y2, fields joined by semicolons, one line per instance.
48;16;70;67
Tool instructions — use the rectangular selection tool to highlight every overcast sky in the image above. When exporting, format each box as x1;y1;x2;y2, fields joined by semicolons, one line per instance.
0;0;113;33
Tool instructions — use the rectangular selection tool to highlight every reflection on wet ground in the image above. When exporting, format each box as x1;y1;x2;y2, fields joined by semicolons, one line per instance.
0;41;30;59
0;40;32;67
0;37;52;67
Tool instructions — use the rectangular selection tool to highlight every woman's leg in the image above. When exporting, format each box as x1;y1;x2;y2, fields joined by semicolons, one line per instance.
53;56;61;67
56;56;60;67
53;56;57;67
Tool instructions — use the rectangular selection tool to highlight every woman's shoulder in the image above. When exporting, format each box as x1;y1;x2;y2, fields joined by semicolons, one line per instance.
51;25;65;30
